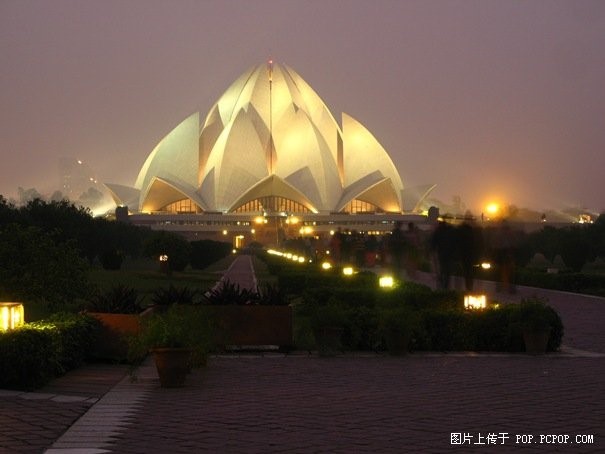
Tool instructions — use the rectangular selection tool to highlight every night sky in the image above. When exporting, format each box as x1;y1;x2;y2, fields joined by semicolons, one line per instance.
1;0;604;213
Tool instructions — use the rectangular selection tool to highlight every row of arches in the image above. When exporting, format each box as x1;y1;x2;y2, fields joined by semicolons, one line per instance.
159;196;382;215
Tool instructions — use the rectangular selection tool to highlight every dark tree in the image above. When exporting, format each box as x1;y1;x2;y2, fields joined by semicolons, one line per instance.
143;231;191;272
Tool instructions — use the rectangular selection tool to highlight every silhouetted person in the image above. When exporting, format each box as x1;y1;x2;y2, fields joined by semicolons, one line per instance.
389;221;405;275
456;221;483;291
329;228;343;264
403;222;421;278
494;220;516;293
364;234;378;267
431;221;456;289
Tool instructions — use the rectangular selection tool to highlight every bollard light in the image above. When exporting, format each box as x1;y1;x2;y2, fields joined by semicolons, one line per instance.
464;294;487;310
379;276;394;288
0;302;25;331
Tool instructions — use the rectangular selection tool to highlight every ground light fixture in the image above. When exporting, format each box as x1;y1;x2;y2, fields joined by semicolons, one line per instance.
464;294;487;310
379;276;394;288
321;261;332;270
342;266;354;276
0;302;24;331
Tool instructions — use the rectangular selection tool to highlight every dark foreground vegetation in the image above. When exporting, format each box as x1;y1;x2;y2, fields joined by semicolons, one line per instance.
1;196;597;389
258;253;563;354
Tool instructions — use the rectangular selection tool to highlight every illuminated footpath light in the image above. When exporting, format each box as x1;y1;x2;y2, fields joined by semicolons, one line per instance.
379;276;394;288
464;294;487;310
0;303;24;331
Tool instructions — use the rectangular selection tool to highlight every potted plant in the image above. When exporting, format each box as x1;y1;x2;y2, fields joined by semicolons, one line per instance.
130;305;213;387
86;285;152;361
310;303;347;357
379;306;417;356
516;299;553;355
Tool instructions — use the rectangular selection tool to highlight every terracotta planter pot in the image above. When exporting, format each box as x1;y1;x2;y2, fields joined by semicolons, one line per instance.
523;327;551;355
89;308;154;361
152;348;192;388
208;306;292;348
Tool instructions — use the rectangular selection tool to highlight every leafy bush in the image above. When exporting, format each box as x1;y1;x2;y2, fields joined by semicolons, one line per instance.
344;305;380;351
99;248;124;270
129;305;213;363
468;306;516;351
419;309;475;351
143;231;191;272
203;280;258;305
0;313;100;390
257;282;288;306
30;313;99;371
87;285;143;314
507;298;564;352
309;302;348;330
514;270;605;297
0;327;57;390
295;295;564;353
152;285;199;306
0;223;92;306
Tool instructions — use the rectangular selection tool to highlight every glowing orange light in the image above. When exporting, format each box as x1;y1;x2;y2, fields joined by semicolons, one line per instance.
486;203;499;215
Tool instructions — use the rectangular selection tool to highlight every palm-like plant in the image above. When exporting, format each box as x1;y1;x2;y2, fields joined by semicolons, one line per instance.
88;285;142;314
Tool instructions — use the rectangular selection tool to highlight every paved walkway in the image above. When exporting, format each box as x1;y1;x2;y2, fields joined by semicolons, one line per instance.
1;258;604;453
211;255;258;293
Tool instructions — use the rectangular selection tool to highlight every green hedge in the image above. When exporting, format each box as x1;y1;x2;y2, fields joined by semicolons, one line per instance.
0;313;99;390
514;270;605;297
295;297;563;353
264;251;565;353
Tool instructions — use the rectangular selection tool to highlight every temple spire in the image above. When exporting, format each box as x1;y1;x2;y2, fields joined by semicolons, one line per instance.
267;58;275;174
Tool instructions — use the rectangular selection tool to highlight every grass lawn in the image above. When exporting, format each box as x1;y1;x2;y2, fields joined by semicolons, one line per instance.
89;254;239;305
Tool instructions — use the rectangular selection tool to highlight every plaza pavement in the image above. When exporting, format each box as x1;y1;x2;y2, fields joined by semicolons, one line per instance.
1;256;603;453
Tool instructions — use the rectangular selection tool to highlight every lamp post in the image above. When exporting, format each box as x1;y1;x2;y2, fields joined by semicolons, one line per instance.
159;254;170;275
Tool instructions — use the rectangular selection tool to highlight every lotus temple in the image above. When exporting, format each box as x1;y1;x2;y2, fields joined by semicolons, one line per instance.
106;61;436;246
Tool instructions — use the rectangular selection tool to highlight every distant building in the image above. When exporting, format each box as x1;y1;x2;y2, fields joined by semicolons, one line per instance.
105;62;435;245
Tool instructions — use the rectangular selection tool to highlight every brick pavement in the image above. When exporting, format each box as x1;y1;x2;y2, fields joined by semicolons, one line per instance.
105;354;605;453
0;364;128;453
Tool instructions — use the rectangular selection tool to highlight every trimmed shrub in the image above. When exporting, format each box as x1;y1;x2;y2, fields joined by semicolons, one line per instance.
0;327;57;390
0;313;99;390
468;306;516;351
419;309;475;351
514;270;605;297
31;313;99;371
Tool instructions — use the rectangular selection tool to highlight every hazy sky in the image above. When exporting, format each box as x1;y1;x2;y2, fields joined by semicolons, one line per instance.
1;0;604;213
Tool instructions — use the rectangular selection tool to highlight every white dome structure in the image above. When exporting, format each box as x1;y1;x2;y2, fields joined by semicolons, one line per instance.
107;62;410;215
